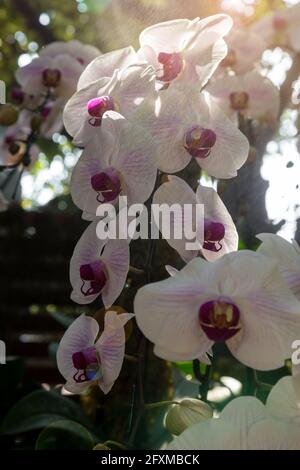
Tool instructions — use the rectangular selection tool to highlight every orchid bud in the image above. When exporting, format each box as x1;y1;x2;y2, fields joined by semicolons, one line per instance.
165;399;213;436
0;104;19;126
93;443;110;450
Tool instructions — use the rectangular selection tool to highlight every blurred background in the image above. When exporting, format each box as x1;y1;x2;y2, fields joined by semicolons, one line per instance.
0;0;299;450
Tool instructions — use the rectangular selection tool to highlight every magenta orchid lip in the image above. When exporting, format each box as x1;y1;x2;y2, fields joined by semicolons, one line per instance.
199;299;241;342
87;96;115;127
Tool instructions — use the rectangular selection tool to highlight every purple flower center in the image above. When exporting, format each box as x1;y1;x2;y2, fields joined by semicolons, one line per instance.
87;96;115;127
79;260;107;297
273;15;287;31
91;167;121;203
203;218;225;252
41;103;53;119
184;126;217;159
157;52;184;82
199;299;241;342
42;68;61;88
72;346;101;383
11;87;25;105
229;92;249;111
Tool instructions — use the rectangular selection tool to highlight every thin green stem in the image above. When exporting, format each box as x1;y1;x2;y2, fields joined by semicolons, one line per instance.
245;366;256;395
124;354;139;362
193;359;211;402
127;171;161;448
254;370;273;390
145;400;182;410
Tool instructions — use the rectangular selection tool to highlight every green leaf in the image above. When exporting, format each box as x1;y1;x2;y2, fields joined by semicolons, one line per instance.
35;420;94;450
1;389;92;435
174;361;193;376
175;361;207;377
0;358;25;414
0;358;25;394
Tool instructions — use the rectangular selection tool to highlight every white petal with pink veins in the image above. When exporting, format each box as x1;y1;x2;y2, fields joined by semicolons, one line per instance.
40;97;66;138
63;77;113;145
190;14;233;39
196;184;238;261
139;19;194;54
168;419;240;450
207;74;240;118
77;47;137;90
154;344;212;364
227;289;300;370
70;131;116;216
153;176;199;262
110;120;158;206
134;259;215;360
192;38;228;88
71;155;111;217
153;177;238;262
54;54;83;98
57;314;99;381
220;396;266;449
132;88;207;173
165;265;179;277
120;150;157;205
243;70;279;121
219;29;266;75
135;250;300;368
139;15;232;87
40;40;101;68
247;419;300;450
115;64;156;116
266;376;300;424
101;239;130;308
197;92;249;178
292;371;300;404
257;233;300;299
63;379;91;395
185;15;233;86
15;56;50;95
70;221;107;305
96;311;134;393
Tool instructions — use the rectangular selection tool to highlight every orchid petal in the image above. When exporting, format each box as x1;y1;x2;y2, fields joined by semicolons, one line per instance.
101;239;130;308
57;314;99;381
96;311;134;393
77;46;136;89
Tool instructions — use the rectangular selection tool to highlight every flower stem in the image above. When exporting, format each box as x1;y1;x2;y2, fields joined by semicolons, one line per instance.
145;400;182;410
127;171;162;448
124;353;139;362
192;359;211;402
145;400;204;410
